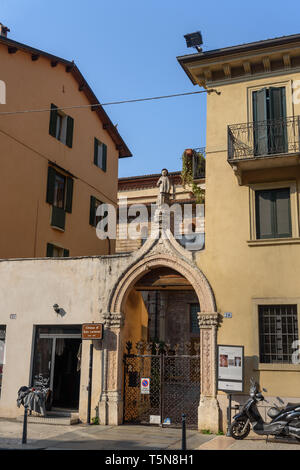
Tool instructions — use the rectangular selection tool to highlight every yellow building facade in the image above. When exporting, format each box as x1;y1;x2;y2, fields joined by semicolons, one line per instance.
178;33;300;422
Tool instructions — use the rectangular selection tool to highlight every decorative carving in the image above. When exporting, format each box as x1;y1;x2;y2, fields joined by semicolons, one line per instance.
197;312;220;328
103;312;124;329
156;168;171;206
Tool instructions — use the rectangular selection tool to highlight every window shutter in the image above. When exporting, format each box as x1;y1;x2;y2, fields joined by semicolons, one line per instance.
63;248;70;257
65;177;74;213
46;243;54;257
46;166;56;204
253;88;268;156
51;206;66;230
255;190;274;239
102;144;107;172
66;116;74;148
49;104;58;137
274;188;291;238
89;196;96;226
94;138;98;165
269;87;287;154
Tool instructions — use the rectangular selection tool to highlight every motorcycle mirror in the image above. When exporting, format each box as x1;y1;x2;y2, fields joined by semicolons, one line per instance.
262;388;267;392
276;396;284;404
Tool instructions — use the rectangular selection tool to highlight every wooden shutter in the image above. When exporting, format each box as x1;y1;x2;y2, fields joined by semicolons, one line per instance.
94;138;98;165
269;87;287;154
49;104;58;137
63;248;70;257
46;166;56;204
65;177;74;213
66;116;74;148
46;243;54;257
102;144;107;172
89;196;96;226
255;190;274;239
253;88;268;156
51;206;66;230
274;188;291;238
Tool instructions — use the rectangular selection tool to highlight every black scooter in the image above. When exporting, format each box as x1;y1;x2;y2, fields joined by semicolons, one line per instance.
230;378;300;441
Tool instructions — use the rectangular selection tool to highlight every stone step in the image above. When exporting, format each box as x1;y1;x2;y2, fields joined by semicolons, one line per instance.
16;412;79;426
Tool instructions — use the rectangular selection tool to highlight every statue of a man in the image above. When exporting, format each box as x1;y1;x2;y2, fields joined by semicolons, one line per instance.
156;168;170;206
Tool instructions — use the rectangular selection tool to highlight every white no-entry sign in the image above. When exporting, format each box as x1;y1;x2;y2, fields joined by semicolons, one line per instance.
141;378;150;394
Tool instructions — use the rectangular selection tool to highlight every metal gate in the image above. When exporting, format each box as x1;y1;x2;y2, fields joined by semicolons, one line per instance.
123;341;200;428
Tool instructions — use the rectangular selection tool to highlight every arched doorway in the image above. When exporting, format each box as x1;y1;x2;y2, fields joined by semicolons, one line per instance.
100;253;220;432
122;266;202;427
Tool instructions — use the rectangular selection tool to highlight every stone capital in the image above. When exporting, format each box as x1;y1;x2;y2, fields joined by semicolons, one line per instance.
197;312;220;328
103;312;124;329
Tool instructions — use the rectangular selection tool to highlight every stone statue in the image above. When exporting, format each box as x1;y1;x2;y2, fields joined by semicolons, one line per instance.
156;168;171;206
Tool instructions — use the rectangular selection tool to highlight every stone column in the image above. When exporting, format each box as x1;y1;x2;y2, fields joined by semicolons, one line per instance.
197;312;220;433
99;312;124;425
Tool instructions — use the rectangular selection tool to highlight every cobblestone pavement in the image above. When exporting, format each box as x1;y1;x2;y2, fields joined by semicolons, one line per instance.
0;419;214;450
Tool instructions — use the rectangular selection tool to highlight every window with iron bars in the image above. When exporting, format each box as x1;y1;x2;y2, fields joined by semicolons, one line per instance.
258;304;298;363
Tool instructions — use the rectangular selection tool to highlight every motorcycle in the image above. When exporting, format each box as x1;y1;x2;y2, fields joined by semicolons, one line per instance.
230;378;300;441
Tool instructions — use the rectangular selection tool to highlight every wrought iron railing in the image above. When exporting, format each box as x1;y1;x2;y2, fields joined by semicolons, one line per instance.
192;147;206;178
228;116;300;161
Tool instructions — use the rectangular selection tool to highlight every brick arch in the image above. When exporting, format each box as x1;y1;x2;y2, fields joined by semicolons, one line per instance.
109;253;216;314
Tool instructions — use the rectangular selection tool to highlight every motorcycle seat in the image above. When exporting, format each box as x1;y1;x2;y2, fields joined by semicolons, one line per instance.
285;403;300;411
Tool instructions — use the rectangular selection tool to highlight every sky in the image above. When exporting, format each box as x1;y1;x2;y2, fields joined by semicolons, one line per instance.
1;0;300;177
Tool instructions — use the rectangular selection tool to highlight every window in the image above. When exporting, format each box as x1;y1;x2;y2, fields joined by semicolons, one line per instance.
190;303;200;334
252;87;287;156
46;166;74;230
258;305;298;363
0;326;6;398
49;103;74;148
46;243;69;257
89;196;103;227
255;187;291;239
94;138;107;171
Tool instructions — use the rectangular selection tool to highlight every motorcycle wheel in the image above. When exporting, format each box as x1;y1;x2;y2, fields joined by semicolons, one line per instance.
230;419;250;440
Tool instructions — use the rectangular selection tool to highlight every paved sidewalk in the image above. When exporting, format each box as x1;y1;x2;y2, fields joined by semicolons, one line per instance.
0;419;214;450
197;433;300;450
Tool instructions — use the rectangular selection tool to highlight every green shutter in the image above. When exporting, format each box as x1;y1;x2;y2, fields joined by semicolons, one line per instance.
66;116;74;148
274;188;291;238
89;196;96;226
49;104;58;137
65;177;74;213
63;248;70;257
46;166;56;204
51;206;66;230
253;88;268;156
102;144;107;172
46;243;54;257
255;190;274;239
94;138;98;165
269;87;287;154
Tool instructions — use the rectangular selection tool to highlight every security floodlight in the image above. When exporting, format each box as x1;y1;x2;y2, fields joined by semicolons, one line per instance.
184;31;203;52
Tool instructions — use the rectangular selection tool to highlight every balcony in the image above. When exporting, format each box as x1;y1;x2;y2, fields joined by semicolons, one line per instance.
228;116;300;182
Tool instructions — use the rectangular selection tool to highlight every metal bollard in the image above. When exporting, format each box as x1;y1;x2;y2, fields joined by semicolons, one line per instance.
181;413;187;450
22;404;28;444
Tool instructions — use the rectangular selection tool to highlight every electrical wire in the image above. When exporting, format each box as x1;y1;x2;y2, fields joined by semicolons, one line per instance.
0;89;220;117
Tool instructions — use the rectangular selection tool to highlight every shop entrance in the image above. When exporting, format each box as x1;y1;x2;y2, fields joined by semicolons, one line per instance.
31;326;82;410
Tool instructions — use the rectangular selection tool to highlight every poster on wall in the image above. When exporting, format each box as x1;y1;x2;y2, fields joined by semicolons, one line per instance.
217;345;244;393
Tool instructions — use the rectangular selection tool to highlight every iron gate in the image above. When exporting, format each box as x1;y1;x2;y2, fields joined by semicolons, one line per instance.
123;341;200;428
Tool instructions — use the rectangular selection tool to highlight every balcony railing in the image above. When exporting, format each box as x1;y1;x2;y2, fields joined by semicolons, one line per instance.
192;147;206;179
228;116;300;161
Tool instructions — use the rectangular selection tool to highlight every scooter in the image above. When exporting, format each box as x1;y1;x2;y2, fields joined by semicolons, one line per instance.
230;378;300;441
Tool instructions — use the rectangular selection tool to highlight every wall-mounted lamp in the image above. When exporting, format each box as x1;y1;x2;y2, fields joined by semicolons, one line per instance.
53;304;66;317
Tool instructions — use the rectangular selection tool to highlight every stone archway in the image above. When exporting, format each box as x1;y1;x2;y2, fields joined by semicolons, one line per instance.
100;250;220;432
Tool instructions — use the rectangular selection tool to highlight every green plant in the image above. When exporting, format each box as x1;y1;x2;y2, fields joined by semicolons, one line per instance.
91;416;99;425
200;429;212;434
217;430;224;435
181;150;205;203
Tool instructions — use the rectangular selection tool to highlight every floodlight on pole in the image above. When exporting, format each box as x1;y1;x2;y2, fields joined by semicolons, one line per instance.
184;31;203;52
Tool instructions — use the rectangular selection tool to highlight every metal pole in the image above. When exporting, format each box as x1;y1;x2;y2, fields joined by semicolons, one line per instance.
182;413;187;450
159;351;163;426
22;404;28;444
87;342;93;424
226;393;232;436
